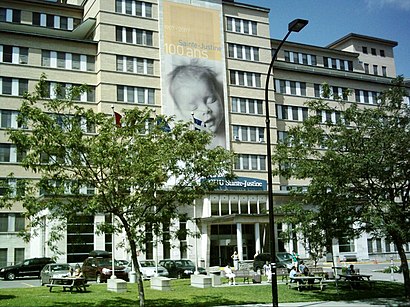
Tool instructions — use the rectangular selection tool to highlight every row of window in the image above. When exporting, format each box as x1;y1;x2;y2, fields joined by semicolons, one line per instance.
32;12;81;30
115;0;153;18
364;63;387;77
0;45;28;64
362;46;385;57
0;77;28;96
0;213;25;232
116;26;153;46
0;110;26;129
285;50;317;66
231;97;263;115
275;79;306;96
276;105;308;121
226;17;257;35
116;55;154;75
228;43;259;61
232;125;264;142
0;179;25;198
0;8;80;30
45;82;95;102
230;70;261;88
117;85;155;104
323;57;353;71
0;144;25;163
234;154;266;171
41;50;95;71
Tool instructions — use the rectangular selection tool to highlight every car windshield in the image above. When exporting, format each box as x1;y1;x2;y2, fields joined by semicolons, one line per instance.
177;260;194;266
51;264;71;271
277;253;292;261
141;261;155;267
97;259;118;266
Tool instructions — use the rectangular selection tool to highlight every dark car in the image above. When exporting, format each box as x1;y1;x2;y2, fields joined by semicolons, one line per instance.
158;259;206;279
0;257;55;280
82;256;128;283
253;252;292;272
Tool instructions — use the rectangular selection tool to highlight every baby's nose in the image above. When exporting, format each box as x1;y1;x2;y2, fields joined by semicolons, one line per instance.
196;102;211;115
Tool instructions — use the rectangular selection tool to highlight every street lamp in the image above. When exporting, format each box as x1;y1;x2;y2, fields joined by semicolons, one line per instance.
265;18;308;307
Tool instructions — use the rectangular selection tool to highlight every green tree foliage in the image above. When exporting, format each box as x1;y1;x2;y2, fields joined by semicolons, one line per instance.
272;77;410;297
3;75;235;306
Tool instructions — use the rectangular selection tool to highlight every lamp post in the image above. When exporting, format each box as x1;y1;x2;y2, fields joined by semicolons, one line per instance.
265;18;308;307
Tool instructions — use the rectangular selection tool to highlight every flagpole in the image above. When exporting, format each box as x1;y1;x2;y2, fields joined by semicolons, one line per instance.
110;104;117;280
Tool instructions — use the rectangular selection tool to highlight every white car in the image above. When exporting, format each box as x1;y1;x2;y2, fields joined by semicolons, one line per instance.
127;260;169;279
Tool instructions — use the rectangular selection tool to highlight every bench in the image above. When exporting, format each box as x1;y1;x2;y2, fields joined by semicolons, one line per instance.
46;277;89;293
287;276;325;291
276;267;288;282
309;267;328;278
221;269;253;284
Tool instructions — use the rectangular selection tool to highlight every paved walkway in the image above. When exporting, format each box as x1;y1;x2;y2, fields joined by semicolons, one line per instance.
217;262;410;307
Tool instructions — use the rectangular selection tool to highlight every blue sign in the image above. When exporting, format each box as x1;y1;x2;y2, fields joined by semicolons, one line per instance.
207;177;267;191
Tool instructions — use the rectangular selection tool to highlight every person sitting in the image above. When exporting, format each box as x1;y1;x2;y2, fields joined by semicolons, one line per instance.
347;264;356;275
224;265;236;285
289;266;298;282
298;261;310;276
74;268;83;278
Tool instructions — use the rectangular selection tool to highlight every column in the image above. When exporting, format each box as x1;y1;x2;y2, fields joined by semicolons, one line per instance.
254;223;261;255
236;223;243;261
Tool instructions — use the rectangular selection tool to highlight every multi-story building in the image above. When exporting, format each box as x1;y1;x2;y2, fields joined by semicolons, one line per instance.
1;0;409;268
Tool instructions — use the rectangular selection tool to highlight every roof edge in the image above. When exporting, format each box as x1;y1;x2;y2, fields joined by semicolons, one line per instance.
327;33;398;48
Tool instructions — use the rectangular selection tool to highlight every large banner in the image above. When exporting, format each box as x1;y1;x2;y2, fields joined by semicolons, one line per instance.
160;0;228;148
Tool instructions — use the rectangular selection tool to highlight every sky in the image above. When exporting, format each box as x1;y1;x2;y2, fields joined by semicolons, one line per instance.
244;0;410;78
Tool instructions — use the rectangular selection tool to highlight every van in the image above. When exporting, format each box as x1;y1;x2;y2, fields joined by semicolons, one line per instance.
0;257;54;280
253;252;292;272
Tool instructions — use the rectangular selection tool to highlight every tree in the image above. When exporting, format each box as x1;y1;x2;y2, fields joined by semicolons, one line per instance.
3;75;235;306
272;76;410;297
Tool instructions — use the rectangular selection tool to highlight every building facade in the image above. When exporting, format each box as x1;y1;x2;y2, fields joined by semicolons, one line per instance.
0;0;409;268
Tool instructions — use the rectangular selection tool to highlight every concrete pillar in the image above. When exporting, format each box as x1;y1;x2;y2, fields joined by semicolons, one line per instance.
236;223;243;261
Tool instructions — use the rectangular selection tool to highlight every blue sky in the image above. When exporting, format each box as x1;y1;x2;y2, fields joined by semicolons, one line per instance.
244;0;410;77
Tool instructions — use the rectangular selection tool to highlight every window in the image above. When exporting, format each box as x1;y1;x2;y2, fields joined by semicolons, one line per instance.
234;154;266;170
323;57;353;71
32;12;77;30
285;51;317;66
226;17;257;35
275;79;306;96
276;105;308;121
115;0;153;18
0;8;21;23
380;49;385;57
230;70;261;87
364;63;369;74
232;125;264;142
0;144;11;162
362;46;368;54
371;48;377;56
382;66;387;77
15;214;25;232
0;214;8;232
228;43;259;61
231;97;263;115
0;249;6;267
117;86;155;104
44;82;95;102
0;45;28;64
116;27;153;46
367;238;373;253
339;237;355;253
14;248;24;265
373;65;378;75
116;56;154;75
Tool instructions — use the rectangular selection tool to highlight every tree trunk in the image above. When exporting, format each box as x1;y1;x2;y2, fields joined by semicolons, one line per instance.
396;243;410;298
129;238;145;307
119;216;145;307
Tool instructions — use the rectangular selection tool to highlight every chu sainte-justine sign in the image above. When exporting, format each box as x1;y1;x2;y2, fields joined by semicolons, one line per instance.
207;177;267;191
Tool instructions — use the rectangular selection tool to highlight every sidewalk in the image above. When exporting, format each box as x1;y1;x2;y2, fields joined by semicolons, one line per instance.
217;298;410;307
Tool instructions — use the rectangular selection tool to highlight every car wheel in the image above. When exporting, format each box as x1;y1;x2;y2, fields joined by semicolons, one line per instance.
96;274;102;283
6;272;16;280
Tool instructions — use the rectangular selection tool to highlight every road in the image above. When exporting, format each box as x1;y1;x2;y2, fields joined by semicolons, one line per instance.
0;277;41;289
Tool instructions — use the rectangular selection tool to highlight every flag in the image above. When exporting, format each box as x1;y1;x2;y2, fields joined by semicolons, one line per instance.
156;118;171;133
114;111;122;127
193;116;206;131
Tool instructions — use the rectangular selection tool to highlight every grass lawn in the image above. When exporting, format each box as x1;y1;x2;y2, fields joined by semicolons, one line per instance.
0;279;407;307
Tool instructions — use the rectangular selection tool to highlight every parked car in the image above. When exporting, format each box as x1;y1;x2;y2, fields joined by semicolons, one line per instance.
158;259;206;279
253;252;293;272
0;257;55;280
127;260;169;279
82;256;128;283
40;263;72;285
